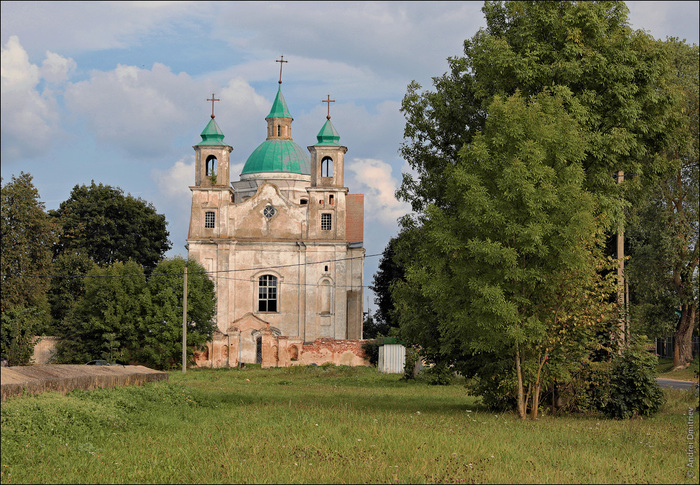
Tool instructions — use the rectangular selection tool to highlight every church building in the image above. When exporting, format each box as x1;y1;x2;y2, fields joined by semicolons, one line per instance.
186;71;366;368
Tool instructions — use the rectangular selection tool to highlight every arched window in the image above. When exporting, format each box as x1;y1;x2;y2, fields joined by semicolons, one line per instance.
277;125;281;137
206;155;217;176
258;275;278;312
321;157;333;177
320;280;331;314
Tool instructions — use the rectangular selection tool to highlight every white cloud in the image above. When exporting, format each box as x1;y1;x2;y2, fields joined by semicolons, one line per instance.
41;51;76;84
1;36;62;159
347;158;410;225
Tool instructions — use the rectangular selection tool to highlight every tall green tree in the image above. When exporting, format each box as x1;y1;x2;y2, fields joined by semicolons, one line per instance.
56;260;147;364
399;1;679;225
394;91;616;419
627;40;699;368
137;258;216;369
56;258;216;369
369;235;405;337
50;182;171;272
1;173;56;317
1;173;56;361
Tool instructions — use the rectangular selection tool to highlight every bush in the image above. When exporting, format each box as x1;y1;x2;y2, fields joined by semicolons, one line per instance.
403;346;420;380
599;347;665;419
361;339;380;366
423;362;454;385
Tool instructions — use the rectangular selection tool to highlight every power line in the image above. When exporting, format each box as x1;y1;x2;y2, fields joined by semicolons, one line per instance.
0;252;383;281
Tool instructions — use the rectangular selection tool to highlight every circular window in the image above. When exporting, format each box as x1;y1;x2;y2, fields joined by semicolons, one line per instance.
263;205;276;219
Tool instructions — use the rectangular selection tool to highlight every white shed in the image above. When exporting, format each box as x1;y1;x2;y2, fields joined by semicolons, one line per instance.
378;344;405;374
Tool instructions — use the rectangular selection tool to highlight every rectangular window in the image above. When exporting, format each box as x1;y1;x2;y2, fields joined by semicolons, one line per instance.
205;211;215;228
321;213;332;231
258;275;278;312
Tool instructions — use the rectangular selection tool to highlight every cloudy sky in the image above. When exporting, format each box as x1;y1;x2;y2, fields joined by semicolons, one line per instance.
2;1;698;312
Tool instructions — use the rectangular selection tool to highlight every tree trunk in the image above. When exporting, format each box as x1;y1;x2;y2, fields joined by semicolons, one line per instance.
674;304;696;368
515;349;526;419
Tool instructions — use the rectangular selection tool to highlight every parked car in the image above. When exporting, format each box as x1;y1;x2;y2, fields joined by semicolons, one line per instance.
85;360;110;366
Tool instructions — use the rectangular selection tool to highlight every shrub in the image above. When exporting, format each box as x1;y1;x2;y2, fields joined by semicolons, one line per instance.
403;346;420;380
361;339;380;366
423;362;454;385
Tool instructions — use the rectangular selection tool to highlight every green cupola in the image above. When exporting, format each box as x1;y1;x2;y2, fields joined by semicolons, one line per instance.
196;118;227;146
241;86;310;175
314;119;341;146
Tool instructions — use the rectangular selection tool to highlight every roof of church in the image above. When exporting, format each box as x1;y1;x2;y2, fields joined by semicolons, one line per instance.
242;139;310;174
195;118;227;146
314;119;341;146
266;86;292;119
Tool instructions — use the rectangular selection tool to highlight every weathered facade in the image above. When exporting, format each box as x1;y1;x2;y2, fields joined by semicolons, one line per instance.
187;83;367;368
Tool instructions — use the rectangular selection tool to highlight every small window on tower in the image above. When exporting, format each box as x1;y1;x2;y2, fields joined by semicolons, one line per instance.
321;213;332;231
205;211;215;228
329;195;334;205
300;199;308;205
277;125;281;136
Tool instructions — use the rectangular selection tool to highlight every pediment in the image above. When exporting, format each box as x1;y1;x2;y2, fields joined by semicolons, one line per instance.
227;312;271;334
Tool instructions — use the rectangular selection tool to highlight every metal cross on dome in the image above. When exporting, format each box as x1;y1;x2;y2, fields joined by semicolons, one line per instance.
207;93;220;119
322;94;335;120
276;55;288;84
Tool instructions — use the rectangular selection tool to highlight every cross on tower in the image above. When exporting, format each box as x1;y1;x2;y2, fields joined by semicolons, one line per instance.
276;55;288;84
322;94;335;120
207;93;220;119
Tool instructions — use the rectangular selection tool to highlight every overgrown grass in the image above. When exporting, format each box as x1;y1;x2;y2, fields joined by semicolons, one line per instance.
2;365;698;484
656;357;699;381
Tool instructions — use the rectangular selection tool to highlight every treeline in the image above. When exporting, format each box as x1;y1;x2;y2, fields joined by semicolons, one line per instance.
369;1;698;419
1;177;216;369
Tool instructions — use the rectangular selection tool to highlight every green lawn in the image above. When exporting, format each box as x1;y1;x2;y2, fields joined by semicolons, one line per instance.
2;365;698;484
656;357;699;382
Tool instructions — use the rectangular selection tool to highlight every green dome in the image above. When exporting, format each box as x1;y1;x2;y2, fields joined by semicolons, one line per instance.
241;139;310;175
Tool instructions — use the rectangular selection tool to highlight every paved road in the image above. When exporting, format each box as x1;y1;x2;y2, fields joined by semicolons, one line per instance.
656;378;697;390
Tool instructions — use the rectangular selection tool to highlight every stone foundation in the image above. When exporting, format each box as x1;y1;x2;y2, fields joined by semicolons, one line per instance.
193;313;369;368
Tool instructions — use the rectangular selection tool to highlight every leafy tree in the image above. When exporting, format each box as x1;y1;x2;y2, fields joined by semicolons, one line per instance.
56;258;216;369
47;252;97;334
1;173;56;325
393;91;617;419
50;182;171;272
56;260;147;364
0;307;43;365
627;40;699;368
369;236;405;336
399;1;679;225
137;258;216;369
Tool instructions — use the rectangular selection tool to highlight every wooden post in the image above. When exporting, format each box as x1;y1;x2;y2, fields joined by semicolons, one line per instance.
182;265;188;373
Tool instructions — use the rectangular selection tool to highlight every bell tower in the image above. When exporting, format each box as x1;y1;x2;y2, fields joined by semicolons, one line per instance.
307;95;348;240
193;94;232;187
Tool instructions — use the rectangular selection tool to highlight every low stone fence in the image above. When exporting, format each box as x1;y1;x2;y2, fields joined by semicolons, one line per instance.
0;364;168;401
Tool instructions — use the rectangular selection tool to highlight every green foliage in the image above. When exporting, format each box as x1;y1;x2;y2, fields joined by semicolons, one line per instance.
136;257;216;369
55;258;216;369
369;236;405;334
598;346;666;419
361;338;380;366
626;40;699;366
403;346;420;380
56;260;147;364
422;362;454;386
47;252;96;334
49;181;171;272
0;307;43;365
1;173;56;332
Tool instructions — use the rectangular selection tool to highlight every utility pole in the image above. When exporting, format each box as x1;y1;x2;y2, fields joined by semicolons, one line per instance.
616;170;627;348
182;265;188;373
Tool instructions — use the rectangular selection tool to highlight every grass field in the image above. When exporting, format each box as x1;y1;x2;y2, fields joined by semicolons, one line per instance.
656;357;699;382
2;365;699;484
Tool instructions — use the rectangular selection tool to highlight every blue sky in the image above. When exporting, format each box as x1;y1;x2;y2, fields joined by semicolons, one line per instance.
2;1;698;312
